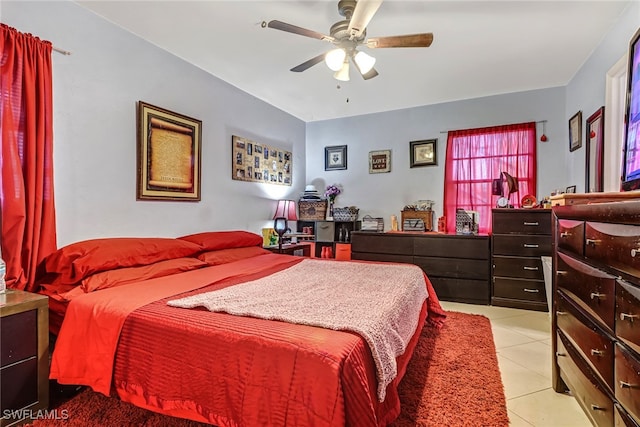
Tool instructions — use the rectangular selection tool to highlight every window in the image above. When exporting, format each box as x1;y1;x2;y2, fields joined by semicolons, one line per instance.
443;122;537;234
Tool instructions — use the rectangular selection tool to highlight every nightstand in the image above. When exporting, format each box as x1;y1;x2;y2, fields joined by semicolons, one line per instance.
264;242;311;257
0;290;49;427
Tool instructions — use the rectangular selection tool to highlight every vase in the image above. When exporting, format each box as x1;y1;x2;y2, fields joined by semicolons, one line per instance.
327;200;334;220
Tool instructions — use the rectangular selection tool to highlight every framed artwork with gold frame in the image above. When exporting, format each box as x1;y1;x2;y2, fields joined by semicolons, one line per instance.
137;101;202;201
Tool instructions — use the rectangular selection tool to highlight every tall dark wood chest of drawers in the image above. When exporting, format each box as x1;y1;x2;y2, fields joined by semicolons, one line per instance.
552;199;640;427
491;208;552;311
0;290;49;427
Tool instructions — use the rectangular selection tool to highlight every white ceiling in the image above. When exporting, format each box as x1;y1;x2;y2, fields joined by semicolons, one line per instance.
77;0;630;122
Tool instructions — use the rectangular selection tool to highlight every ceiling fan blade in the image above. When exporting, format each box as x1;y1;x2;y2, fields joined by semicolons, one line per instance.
366;33;433;48
267;20;334;42
348;0;383;39
290;53;327;73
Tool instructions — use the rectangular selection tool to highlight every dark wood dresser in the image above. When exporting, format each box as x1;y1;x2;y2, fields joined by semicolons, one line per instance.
0;290;49;427
552;199;640;426
491;208;552;311
351;232;490;304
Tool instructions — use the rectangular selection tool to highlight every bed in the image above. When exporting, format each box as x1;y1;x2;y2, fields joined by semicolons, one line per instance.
38;231;446;426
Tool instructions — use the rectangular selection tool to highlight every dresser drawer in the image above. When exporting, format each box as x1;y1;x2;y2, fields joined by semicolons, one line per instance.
492;235;551;257
557;331;615;427
557;292;614;391
615;403;640;427
351;233;413;255
615;344;640;424
557;252;616;332
493;277;546;302
492;210;551;235
351;252;413;264
493;255;544;280
585;222;640;281
0;310;37;367
616;280;640;355
414;235;488;259
558;219;585;256
0;356;38;412
414;256;489;281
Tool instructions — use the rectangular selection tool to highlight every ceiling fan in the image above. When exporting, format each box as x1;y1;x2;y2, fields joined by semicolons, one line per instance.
265;0;433;81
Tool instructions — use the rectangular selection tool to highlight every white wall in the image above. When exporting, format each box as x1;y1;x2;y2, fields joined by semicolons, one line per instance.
2;1;306;247
565;1;639;193
306;87;566;226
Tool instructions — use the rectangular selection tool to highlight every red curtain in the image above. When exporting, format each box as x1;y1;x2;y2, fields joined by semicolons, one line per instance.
1;24;57;291
443;122;536;234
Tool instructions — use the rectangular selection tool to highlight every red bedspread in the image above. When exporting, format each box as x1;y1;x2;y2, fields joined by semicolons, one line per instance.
50;254;445;426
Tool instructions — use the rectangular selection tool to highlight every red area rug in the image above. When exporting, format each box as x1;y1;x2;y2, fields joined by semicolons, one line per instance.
29;311;508;426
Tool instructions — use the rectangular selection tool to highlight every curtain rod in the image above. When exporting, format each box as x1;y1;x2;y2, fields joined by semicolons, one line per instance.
439;119;547;134
53;46;71;55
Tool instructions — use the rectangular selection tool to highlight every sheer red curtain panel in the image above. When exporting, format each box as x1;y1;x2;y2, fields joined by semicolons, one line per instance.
1;24;57;291
443;122;537;234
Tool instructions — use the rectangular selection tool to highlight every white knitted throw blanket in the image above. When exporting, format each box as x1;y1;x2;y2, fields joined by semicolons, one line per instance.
167;259;427;401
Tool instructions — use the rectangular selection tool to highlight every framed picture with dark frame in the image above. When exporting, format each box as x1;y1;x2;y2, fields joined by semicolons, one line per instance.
410;139;437;167
585;106;605;192
325;145;347;171
569;111;582;152
566;185;577;193
137;101;202;201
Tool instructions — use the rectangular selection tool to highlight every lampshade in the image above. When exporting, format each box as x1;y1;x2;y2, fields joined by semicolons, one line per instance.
354;51;376;74
273;199;298;221
334;60;350;82
325;49;346;71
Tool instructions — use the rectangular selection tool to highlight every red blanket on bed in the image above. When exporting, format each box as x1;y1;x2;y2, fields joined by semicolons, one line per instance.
50;254;445;426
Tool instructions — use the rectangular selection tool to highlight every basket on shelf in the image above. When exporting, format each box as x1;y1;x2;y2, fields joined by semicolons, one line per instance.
332;207;359;222
298;200;327;221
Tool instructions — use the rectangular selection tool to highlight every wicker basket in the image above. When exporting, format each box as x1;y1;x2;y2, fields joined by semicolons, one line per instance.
333;207;359;222
298;200;327;220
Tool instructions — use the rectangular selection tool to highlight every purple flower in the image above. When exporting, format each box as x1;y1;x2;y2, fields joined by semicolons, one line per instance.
325;184;342;201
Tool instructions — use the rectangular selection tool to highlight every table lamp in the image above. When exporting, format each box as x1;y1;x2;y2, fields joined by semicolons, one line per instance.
273;200;298;251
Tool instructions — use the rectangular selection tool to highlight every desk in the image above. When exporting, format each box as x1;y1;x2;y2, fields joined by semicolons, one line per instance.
264;242;311;257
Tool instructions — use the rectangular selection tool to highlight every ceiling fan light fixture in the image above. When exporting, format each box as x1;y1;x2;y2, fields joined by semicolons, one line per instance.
354;51;376;74
325;49;346;71
334;60;350;81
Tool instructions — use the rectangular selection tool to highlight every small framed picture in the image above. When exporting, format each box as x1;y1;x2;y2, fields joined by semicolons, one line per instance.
569;111;582;152
410;139;437;167
325;145;347;171
565;185;577;193
369;150;391;173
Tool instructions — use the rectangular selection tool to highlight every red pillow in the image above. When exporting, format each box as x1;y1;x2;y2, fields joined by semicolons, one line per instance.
197;246;271;266
57;257;208;301
178;231;263;251
45;237;203;285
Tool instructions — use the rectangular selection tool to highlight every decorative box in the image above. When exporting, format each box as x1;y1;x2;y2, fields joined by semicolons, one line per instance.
298;200;327;220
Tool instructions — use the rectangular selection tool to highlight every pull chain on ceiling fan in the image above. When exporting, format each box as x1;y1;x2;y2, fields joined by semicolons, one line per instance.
266;0;433;81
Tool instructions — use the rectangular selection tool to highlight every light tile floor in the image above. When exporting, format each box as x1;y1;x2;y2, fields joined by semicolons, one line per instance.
440;301;592;427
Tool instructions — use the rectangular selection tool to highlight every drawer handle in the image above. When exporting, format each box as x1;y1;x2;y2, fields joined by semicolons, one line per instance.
557;270;567;276
632;248;640;257
590;349;604;357
560;231;570;238
523;244;539;248
523;266;539;271
619;381;637;389
523;288;540;293
556;311;567;316
555;352;566;357
586;238;601;246
590;293;605;300
523;222;539;226
590;404;606;412
620;313;639;322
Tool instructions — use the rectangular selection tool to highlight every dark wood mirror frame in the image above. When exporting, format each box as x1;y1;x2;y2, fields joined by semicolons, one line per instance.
585;106;605;192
